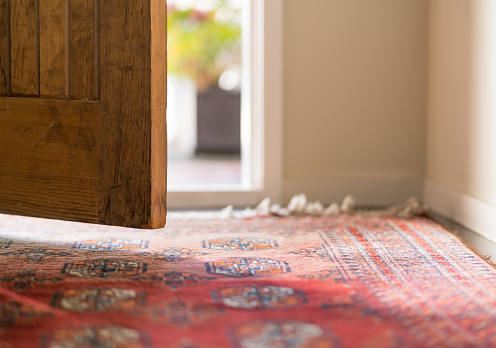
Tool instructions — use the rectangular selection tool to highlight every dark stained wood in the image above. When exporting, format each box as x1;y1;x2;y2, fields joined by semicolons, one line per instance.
0;0;167;228
39;0;66;97
69;0;96;99
0;98;99;222
10;0;38;96
0;0;9;95
99;0;167;228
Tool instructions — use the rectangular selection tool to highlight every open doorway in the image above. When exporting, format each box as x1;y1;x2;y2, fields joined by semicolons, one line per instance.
167;0;244;190
167;0;283;209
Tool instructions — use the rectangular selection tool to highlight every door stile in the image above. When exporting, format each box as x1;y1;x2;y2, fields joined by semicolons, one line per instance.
98;0;167;228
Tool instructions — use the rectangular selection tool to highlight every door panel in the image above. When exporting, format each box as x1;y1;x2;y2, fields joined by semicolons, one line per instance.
10;0;37;96
39;0;66;97
0;0;8;94
0;98;99;222
69;0;97;99
0;0;167;228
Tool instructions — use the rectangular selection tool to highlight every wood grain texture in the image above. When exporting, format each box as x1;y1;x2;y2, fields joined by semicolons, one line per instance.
99;0;167;228
150;0;168;228
0;98;99;222
39;0;66;97
0;0;8;95
10;0;38;96
69;0;96;99
0;0;167;228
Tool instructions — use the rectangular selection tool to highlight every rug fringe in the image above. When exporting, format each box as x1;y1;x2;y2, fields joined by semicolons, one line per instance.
221;194;428;219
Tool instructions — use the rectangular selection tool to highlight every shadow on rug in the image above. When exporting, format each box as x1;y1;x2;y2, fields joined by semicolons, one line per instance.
1;214;496;347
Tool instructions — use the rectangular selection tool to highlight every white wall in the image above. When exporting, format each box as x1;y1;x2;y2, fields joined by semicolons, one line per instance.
282;0;428;206
425;0;496;243
280;0;496;242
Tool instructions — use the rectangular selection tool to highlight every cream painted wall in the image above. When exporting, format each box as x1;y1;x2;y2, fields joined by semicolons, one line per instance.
425;0;496;243
282;0;428;205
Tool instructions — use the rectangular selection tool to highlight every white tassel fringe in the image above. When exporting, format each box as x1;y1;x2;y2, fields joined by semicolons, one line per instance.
222;194;428;219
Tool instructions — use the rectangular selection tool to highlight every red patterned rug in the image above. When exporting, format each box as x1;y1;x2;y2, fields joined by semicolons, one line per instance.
1;213;496;347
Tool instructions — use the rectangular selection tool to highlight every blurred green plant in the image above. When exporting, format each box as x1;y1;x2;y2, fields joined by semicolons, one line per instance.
167;2;241;91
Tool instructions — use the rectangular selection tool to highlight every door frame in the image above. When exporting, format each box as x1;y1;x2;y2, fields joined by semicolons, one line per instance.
167;0;283;208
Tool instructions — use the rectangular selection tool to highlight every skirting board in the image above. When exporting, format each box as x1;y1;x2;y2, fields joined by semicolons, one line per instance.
424;178;496;244
167;174;423;210
283;175;423;207
167;190;262;209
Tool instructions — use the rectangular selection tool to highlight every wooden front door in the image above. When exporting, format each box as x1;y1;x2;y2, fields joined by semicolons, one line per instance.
0;0;167;228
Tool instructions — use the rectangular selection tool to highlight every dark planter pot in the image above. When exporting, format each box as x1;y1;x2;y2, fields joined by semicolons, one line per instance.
196;87;241;154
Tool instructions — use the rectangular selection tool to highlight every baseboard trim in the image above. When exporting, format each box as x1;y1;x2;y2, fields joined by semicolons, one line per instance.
424;178;496;244
283;175;423;207
167;190;262;209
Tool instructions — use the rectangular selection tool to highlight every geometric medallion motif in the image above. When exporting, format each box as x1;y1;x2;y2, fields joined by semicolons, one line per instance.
133;271;215;290
2;215;496;348
0;270;64;292
61;259;147;278
212;285;306;310
289;244;330;260
0;247;71;263
229;320;338;348
139;247;207;263
41;326;150;348
72;239;149;252
205;258;291;277
202;238;279;251
51;288;145;312
0;238;13;249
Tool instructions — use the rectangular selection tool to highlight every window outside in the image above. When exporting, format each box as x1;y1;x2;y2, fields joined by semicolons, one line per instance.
167;0;243;190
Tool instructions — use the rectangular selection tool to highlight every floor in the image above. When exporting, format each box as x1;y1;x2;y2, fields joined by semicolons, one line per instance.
430;213;496;262
166;147;496;263
2;214;496;347
167;153;241;189
166;153;496;263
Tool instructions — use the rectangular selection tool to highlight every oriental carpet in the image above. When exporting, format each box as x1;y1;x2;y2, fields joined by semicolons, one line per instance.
1;213;496;347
